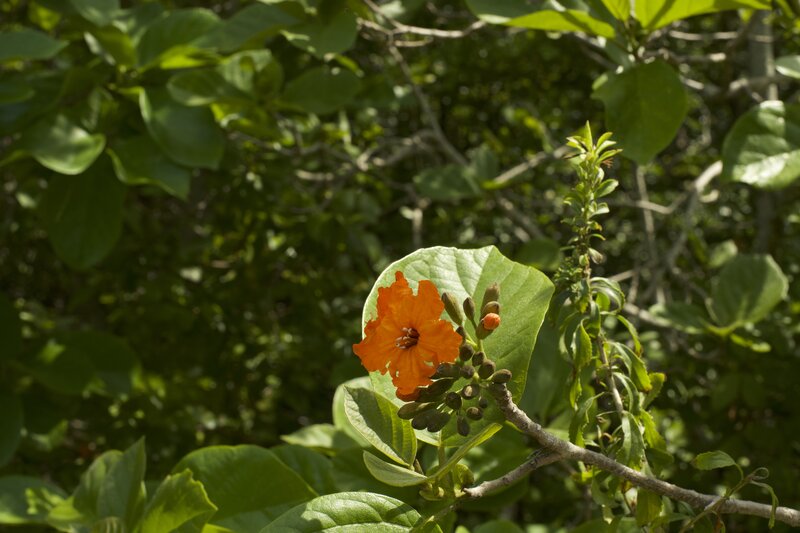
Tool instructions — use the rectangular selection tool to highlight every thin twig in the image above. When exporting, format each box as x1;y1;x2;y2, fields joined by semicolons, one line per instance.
463;451;562;498
483;386;800;528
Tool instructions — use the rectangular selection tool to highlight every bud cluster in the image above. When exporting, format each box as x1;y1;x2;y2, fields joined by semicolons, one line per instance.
397;282;512;436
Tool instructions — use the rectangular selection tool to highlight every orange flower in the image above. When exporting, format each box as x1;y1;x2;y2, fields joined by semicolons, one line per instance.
353;271;462;397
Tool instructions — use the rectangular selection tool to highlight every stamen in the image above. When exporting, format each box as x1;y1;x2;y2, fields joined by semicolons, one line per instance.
395;327;420;349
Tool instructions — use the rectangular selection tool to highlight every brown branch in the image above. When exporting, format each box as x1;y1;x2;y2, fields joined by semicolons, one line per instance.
476;386;800;528
463;451;562;498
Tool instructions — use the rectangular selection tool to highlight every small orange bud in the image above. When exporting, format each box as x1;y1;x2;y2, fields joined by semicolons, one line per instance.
396;388;421;402
481;313;501;331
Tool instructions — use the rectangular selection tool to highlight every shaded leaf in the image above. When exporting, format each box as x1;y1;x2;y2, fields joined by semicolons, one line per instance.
362;452;427;487
593;60;688;164
109;135;191;199
282;67;360;115
709;254;788;328
21;114;105;175
0;28;66;63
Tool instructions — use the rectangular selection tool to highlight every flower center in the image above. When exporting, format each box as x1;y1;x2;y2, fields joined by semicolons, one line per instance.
395;327;419;349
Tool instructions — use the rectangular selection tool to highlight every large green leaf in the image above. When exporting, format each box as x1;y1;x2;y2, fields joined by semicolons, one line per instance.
20;114;106;175
634;0;770;31
0;29;66;63
272;445;338;496
332;376;372;447
96;438;146;529
593;60;688;164
691;450;737;470
281;423;361;453
136;8;221;68
284;9;359;58
173;445;317;533
465;0;614;36
73;450;124;520
39;158;125;270
282;67;360;115
140;89;225;170
0;392;23;467
109;135;191;199
362;246;553;447
260;492;441;533
0;294;21;361
722;101;800;189
138;470;217;533
0;476;66;524
709;254;788;329
362;452;428;487
343;387;417;466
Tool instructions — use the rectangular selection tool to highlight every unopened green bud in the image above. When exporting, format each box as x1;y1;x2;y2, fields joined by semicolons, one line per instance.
478;396;489;409
426;411;450;432
444;392;462;410
456;326;466;340
432;363;460;379
461;384;479;399
471;351;485;366
491;369;512;383
441;292;463;324
463;297;476;321
481;283;500;311
459;344;475;361
478;360;496;379
397;402;437;420
466;406;483;420
457;416;470;436
460;365;475;379
481;301;500;317
419;378;455;400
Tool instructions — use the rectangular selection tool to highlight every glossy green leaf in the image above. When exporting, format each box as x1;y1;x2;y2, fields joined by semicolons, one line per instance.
140;89;224;169
362;451;428;487
173;445;317;533
364;246;553;446
39;158;125;270
506;10;615;38
280;423;361;453
635;0;770;31
0;28;66;63
722;101;800;189
138;470;217;533
0;294;21;361
20;114;106;175
573;322;592;369
136;8;221;68
331;377;372;447
282;67;360;115
343;386;416;466
0;392;23;467
601;0;631;21
776;55;800;79
0;476;66;524
69;0;120;25
109;135;190;199
272;445;338;496
593;60;688;164
261;492;441;533
691;450;737;470
284;9;359;58
73;450;124;520
709;254;788;328
96;438;146;529
466;0;614;36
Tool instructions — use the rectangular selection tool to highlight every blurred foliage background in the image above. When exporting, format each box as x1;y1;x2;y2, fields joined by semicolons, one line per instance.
1;0;800;530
